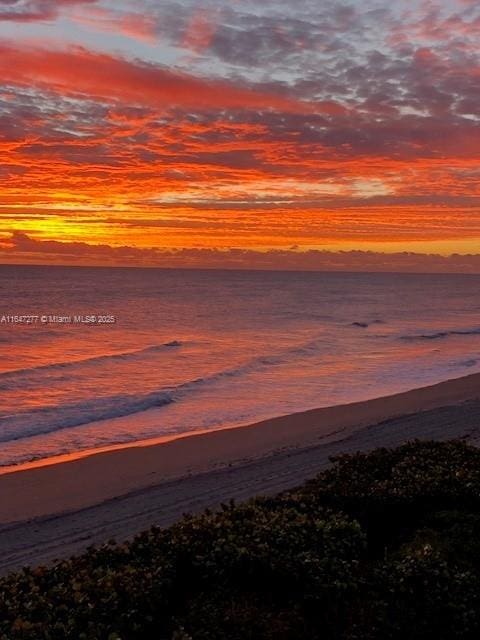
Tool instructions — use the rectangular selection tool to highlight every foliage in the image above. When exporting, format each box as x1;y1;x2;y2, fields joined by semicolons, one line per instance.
1;440;480;639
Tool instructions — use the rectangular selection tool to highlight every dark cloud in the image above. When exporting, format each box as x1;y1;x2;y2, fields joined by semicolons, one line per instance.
0;0;97;22
2;231;480;273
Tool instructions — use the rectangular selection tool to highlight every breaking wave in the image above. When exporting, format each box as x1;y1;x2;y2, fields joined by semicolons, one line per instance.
0;341;183;382
0;337;325;443
401;327;480;341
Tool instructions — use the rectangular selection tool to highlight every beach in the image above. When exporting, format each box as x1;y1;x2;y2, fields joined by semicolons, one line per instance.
3;268;480;471
1;371;480;576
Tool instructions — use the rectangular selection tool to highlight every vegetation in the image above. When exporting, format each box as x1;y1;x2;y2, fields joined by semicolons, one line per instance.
1;440;480;639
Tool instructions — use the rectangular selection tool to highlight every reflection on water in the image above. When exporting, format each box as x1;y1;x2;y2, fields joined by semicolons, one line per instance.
1;266;480;466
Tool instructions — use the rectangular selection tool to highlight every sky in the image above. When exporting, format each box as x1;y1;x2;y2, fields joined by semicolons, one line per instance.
0;0;479;270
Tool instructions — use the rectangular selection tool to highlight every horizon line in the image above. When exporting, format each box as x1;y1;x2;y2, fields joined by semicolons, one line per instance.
1;262;480;277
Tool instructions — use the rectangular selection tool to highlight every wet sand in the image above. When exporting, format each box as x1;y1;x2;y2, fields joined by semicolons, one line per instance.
1;372;480;575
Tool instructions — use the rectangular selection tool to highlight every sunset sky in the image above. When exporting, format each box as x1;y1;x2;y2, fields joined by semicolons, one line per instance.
0;0;479;270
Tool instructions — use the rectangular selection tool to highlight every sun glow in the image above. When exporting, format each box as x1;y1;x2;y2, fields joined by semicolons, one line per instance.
0;0;479;270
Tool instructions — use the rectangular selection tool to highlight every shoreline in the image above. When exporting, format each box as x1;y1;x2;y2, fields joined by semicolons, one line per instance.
0;372;480;574
3;370;480;479
1;372;480;526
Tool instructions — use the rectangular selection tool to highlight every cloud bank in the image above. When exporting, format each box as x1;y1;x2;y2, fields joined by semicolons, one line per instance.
2;232;480;273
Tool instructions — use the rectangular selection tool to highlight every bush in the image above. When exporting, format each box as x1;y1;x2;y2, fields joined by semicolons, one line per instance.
295;440;480;553
1;440;479;639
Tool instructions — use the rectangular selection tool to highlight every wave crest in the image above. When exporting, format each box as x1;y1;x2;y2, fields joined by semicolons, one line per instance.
0;336;325;444
0;341;183;382
401;327;480;341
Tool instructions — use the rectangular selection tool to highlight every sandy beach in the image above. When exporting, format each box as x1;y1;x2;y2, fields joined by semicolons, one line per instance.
1;371;480;576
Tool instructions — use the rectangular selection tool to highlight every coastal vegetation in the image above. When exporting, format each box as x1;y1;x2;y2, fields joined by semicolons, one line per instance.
1;440;480;639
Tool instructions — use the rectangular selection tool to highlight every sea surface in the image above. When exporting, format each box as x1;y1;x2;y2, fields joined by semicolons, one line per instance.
1;266;480;468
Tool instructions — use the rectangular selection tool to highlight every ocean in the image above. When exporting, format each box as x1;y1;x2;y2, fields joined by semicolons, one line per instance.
1;265;480;468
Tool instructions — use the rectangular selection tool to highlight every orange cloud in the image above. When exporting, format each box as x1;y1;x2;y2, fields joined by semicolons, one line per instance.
1;0;479;267
0;41;335;114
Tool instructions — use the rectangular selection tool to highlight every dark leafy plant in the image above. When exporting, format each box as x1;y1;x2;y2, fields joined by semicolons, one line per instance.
1;440;479;639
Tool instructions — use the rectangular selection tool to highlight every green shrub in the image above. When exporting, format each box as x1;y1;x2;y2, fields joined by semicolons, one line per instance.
373;549;480;639
295;440;480;553
1;440;479;639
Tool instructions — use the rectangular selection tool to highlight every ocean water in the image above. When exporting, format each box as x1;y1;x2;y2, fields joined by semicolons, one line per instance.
1;265;480;468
